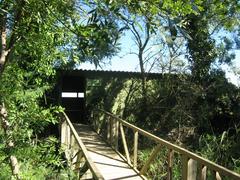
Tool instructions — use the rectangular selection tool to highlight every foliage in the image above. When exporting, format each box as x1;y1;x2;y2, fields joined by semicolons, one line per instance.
0;133;77;179
86;72;240;174
1;0;240;178
137;146;182;179
86;0;240;177
198;132;240;172
0;0;122;177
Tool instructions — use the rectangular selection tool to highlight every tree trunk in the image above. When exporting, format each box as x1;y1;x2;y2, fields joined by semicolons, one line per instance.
139;51;147;100
138;50;148;123
0;12;8;74
0;104;20;178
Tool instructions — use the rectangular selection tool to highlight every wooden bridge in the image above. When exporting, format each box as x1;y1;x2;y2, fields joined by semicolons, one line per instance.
60;109;240;180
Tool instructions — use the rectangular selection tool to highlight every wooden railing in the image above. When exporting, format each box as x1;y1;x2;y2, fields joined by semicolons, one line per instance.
92;109;240;180
61;112;104;179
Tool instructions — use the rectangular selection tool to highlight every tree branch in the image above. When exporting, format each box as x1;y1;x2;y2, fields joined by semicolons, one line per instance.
130;22;142;48
142;21;150;50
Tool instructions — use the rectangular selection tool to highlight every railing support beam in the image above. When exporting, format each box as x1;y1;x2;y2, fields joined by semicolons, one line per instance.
120;123;131;164
140;144;161;175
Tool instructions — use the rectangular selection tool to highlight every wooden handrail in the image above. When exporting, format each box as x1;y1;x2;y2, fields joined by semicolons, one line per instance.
94;109;240;180
61;112;104;180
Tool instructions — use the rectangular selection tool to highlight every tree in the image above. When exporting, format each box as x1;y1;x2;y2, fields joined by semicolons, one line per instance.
100;0;204;123
0;0;121;177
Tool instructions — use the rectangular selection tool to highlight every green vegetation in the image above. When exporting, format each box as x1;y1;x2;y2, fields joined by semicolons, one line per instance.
0;0;120;178
1;0;240;179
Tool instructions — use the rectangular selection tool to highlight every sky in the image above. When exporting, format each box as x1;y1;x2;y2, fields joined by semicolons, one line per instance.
79;32;240;86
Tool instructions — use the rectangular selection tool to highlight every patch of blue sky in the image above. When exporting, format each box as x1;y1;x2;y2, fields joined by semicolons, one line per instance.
79;28;240;86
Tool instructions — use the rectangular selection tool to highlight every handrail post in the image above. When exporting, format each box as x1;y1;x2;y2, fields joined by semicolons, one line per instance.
66;124;70;149
167;149;174;180
61;120;67;145
198;164;207;180
113;119;119;150
215;171;222;180
110;117;113;145
70;133;75;149
133;130;138;168
107;116;111;142
182;155;197;180
182;155;188;180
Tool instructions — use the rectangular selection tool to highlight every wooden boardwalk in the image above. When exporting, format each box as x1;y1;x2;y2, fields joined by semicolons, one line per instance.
73;123;144;180
61;111;240;180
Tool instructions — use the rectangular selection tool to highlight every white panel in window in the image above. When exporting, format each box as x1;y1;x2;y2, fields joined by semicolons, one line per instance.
78;92;84;98
62;92;78;98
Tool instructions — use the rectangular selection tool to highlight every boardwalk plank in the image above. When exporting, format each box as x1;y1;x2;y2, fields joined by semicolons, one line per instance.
74;124;143;180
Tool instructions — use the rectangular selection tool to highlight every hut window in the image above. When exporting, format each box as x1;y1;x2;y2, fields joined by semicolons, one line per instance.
61;92;84;98
62;92;78;98
78;93;84;98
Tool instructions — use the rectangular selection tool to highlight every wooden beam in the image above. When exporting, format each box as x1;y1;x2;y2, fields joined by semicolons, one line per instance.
61;120;67;145
167;149;174;180
133;130;138;168
110;117;113;145
182;155;188;180
70;133;75;149
74;150;83;171
113;120;119;150
216;171;222;180
200;165;207;180
66;124;70;149
79;161;89;178
107;116;110;142
119;123;131;164
140;144;161;175
188;159;197;180
181;156;197;180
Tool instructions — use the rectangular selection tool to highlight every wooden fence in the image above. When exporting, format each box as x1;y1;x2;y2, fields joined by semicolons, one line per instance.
92;109;240;180
61;112;104;179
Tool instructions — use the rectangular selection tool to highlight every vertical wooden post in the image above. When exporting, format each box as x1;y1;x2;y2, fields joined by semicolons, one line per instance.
69;131;72;149
95;110;101;134
133;130;138;168
182;155;188;180
188;159;197;180
199;165;207;180
107;116;110;142
113;120;119;150
167;149;174;180
110;117;113;145
70;133;75;148
65;123;68;147
61;120;67;145
67;124;71;149
182;156;197;180
215;171;222;180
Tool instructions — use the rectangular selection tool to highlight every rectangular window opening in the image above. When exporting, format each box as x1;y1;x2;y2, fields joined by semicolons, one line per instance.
62;92;78;98
78;92;84;98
